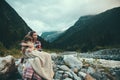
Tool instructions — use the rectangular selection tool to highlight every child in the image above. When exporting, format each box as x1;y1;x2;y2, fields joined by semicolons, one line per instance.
21;35;35;54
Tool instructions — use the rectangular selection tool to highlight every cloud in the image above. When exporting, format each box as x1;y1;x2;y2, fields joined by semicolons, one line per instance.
6;0;120;34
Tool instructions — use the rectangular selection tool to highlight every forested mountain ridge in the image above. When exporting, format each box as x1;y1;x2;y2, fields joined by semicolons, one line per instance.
52;7;120;52
0;0;48;48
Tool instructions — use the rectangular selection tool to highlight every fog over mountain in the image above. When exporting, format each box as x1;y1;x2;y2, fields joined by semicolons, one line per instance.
6;0;120;34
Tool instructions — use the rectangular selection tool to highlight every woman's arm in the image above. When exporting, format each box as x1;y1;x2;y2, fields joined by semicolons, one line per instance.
21;42;33;47
21;42;35;53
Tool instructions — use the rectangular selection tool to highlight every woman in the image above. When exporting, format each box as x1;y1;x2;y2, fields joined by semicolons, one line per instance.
21;31;42;51
21;31;54;80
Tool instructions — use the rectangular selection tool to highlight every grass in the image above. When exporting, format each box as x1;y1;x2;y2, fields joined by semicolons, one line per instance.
0;43;22;58
42;48;64;54
0;48;22;58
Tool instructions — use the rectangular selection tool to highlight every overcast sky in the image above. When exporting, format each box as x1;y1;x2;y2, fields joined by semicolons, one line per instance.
6;0;120;35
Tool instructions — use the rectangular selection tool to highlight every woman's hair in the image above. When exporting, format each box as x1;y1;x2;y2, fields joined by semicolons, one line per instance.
23;31;37;42
29;31;36;38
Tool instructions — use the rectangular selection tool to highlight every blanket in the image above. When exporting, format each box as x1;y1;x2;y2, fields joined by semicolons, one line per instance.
25;50;54;80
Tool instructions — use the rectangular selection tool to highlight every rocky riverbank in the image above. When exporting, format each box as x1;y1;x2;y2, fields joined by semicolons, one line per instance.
78;48;120;60
0;48;120;80
50;53;120;80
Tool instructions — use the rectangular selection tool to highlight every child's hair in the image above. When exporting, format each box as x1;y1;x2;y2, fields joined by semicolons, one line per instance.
22;35;33;43
21;35;33;54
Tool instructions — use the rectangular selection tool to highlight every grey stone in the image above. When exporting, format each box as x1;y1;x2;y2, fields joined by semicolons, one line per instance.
58;65;70;71
63;78;73;80
64;55;83;70
87;67;95;74
0;55;16;79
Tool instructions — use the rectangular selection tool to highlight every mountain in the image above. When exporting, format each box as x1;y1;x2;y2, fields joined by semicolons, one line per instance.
0;0;48;48
41;31;63;42
52;7;120;52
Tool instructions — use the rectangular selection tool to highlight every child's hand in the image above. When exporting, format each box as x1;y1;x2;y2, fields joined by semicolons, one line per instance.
26;48;32;52
28;49;32;52
28;44;34;48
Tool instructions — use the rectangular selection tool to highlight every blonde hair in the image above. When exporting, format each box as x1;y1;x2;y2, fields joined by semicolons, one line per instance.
23;35;33;43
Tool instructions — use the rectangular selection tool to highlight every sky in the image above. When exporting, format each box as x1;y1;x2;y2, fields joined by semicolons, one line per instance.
6;0;120;35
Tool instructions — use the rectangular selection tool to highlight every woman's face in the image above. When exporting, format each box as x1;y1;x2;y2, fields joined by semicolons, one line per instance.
32;32;38;39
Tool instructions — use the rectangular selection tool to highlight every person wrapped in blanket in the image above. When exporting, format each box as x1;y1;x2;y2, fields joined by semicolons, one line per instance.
21;35;42;80
20;31;54;80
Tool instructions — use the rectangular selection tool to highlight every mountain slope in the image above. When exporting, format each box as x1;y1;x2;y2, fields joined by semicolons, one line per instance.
41;31;63;42
0;0;48;48
53;7;120;52
0;0;32;48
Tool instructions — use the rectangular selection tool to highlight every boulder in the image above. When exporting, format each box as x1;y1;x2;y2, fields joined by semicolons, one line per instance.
64;55;83;70
0;55;16;79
